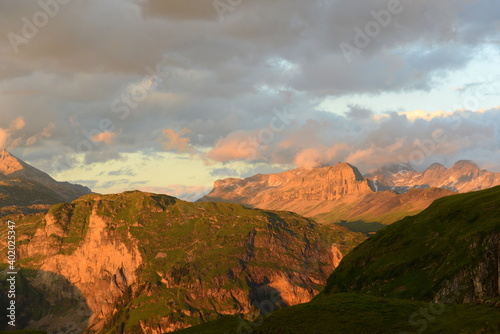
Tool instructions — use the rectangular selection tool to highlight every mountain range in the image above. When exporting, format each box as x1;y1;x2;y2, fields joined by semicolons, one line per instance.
200;160;500;232
367;160;500;193
0;150;91;216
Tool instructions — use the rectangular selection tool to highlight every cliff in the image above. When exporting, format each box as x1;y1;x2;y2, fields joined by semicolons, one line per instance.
200;162;456;233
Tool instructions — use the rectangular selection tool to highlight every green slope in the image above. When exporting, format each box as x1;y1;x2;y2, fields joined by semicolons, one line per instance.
324;185;500;301
174;186;500;334
173;293;500;334
254;293;500;334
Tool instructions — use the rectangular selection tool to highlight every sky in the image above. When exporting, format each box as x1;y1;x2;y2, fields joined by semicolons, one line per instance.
0;0;499;201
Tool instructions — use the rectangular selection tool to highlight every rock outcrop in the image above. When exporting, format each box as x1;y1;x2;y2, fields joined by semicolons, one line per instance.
433;232;500;304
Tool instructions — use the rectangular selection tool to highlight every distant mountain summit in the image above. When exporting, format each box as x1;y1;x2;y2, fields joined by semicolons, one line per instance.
0;149;91;216
199;162;455;232
0;149;25;175
201;161;499;231
205;162;373;204
366;160;500;193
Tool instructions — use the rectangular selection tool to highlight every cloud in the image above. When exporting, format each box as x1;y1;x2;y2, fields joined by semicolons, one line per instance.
0;129;9;150
293;143;352;168
107;168;137;177
209;167;239;177
346;105;373;119
0;117;26;149
203;107;500;172
99;179;129;189
139;0;218;21
84;149;122;164
26;122;56;146
92;131;118;145
207;130;262;162
162;128;192;153
0;0;499;188
10;117;26;131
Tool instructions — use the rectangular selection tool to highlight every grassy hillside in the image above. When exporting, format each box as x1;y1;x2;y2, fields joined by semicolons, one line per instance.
254;294;500;334
0;179;63;216
174;186;500;334
173;293;500;334
324;185;500;302
313;187;455;233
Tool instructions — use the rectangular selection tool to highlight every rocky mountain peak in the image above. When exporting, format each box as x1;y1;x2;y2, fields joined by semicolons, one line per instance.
200;162;375;211
451;160;480;173
427;162;446;171
0;150;92;216
0;149;26;176
366;160;499;194
326;162;365;181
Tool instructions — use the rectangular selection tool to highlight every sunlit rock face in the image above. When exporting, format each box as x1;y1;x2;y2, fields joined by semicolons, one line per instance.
200;162;456;227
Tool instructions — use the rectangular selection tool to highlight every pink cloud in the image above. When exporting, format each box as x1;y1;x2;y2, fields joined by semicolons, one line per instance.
0;116;27;149
26;122;56;146
10;117;26;131
92;131;117;145
162;128;191;153
207;130;261;162
0;129;9;150
293;143;351;168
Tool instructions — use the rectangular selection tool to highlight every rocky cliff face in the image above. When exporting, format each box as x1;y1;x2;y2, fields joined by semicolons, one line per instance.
367;160;500;193
200;162;455;232
204;163;373;205
0;149;91;216
433;232;500;304
0;191;365;333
